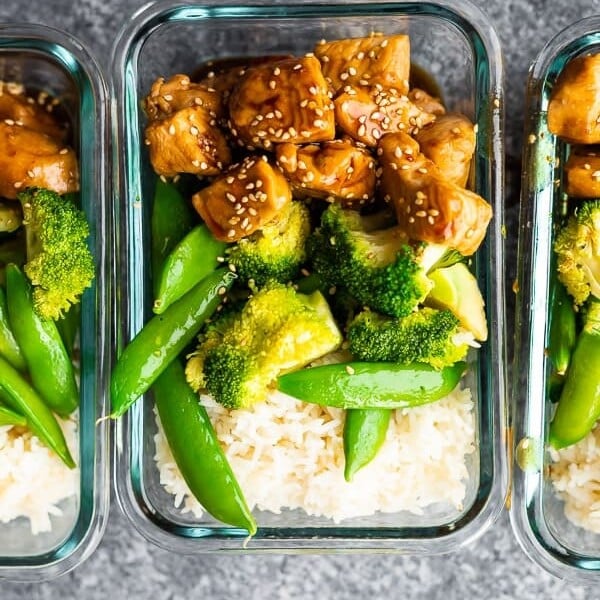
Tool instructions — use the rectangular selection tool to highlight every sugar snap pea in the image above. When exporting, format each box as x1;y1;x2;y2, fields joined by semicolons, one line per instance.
277;361;466;409
0;404;26;427
548;276;576;376
0;286;25;371
110;268;236;418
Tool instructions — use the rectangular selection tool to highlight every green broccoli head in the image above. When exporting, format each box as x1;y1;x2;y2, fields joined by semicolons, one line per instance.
307;204;443;318
555;200;600;307
185;282;343;409
226;201;311;285
18;188;94;320
347;307;471;369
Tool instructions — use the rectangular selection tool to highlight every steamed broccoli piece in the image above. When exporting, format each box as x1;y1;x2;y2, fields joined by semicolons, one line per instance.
19;188;94;320
307;205;446;318
186;282;342;409
347;307;472;369
226;201;311;285
554;200;600;307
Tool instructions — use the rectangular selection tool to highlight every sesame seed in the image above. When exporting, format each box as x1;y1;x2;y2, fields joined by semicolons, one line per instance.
226;176;235;184
194;97;204;106
218;286;228;295
300;99;309;108
414;197;423;206
473;124;479;133
275;109;283;119
408;216;415;223
305;171;315;182
585;163;592;170
416;191;426;199
427;216;435;225
226;192;236;202
13;181;22;189
273;67;281;76
314;119;324;128
358;115;367;124
59;148;69;155
227;229;236;238
190;126;199;135
357;51;365;60
163;94;173;101
451;127;461;134
340;72;349;81
593;171;600;180
380;39;389;48
401;165;410;170
27;170;35;178
4;118;15;125
200;162;208;169
416;210;427;218
329;236;336;246
345;365;355;375
394;147;403;158
168;124;176;135
241;217;250;229
358;124;366;137
192;159;200;167
294;63;303;70
269;80;277;90
228;216;240;225
309;86;318;95
372;128;381;139
249;207;257;216
465;229;474;239
429;209;440;216
417;167;428;174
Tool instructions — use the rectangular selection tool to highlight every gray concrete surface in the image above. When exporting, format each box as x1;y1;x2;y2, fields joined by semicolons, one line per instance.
1;0;598;597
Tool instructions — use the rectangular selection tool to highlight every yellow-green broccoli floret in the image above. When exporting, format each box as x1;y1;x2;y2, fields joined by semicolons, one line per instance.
307;204;446;318
555;200;600;307
18;188;94;320
347;307;472;369
226;201;311;285
185;282;342;409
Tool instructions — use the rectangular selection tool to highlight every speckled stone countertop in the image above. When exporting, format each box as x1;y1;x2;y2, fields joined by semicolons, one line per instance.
0;0;599;597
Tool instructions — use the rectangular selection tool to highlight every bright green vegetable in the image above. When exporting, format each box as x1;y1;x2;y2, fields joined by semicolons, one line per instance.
347;308;471;370
6;264;78;417
18;187;94;320
343;409;390;481
154;360;256;534
227;201;311;285
0;286;25;371
111;268;236;418
548;275;576;376
0;404;27;427
153;225;227;314
308;205;446;318
186;282;343;409
277;361;466;409
55;304;80;358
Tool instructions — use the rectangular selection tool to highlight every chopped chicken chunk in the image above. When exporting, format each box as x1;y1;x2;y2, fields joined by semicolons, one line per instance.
145;106;231;177
192;155;291;241
228;57;335;150
548;54;600;144
275;139;376;207
0;122;78;200
564;150;600;197
415;113;476;187
334;86;435;146
408;88;446;117
378;132;492;255
314;35;410;95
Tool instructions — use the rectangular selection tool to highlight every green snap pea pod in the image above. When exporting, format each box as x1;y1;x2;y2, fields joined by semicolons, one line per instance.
548;276;576;376
343;408;391;481
277;361;466;409
153;225;227;315
111;268;235;418
0;355;75;467
151;178;195;297
0;404;26;427
154;359;256;534
0;286;26;371
56;303;81;358
6;264;78;416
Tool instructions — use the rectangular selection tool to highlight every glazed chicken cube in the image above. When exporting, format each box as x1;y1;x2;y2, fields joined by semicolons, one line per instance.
415;113;476;187
334;86;435;147
192;155;291;242
145;106;231;177
228;57;335;150
275;139;376;207
564;150;600;198
548;54;600;144
0;122;78;199
378;132;492;256
314;34;410;95
408;88;446;117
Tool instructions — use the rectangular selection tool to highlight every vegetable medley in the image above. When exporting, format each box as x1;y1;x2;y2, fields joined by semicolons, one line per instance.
111;34;493;534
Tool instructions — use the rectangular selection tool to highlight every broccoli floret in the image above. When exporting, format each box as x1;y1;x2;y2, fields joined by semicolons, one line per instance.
308;204;446;318
347;307;472;369
554;200;600;307
226;201;311;285
18;188;94;320
186;282;342;409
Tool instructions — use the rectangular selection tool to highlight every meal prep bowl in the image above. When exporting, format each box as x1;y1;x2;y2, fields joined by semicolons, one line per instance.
0;24;111;580
112;0;507;553
511;15;600;582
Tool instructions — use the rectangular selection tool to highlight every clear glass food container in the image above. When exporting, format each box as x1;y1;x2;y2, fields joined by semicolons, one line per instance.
0;24;111;580
511;15;600;582
112;0;507;553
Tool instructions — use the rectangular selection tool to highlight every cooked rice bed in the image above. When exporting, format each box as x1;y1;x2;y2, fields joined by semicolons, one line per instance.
155;386;475;524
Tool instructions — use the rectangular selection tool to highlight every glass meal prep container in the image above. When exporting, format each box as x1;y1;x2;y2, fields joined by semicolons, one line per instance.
512;15;600;582
0;24;110;580
112;0;507;553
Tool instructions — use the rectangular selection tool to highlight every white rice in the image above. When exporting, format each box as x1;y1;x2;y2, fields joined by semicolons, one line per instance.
0;416;79;534
550;425;600;533
154;386;475;523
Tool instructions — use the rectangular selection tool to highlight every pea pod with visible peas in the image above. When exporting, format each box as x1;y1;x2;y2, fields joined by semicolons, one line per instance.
154;359;256;534
110;268;236;418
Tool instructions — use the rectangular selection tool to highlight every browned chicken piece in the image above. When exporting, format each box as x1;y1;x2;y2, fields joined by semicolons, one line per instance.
192;155;291;241
275;139;376;207
564;149;600;197
0;85;67;141
415;113;476;187
378;132;492;256
548;54;600;144
145;106;231;178
334;86;435;147
228;56;335;150
0;122;78;200
408;88;446;117
144;74;224;122
314;35;410;95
